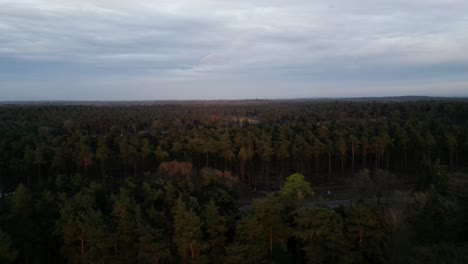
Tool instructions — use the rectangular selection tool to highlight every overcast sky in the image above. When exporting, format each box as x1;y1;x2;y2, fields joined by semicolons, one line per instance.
1;0;467;100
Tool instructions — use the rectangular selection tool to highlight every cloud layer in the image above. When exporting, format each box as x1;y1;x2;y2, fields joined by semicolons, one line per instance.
1;0;467;100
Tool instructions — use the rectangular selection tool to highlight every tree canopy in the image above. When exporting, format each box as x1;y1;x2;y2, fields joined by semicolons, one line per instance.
280;173;314;202
0;100;467;263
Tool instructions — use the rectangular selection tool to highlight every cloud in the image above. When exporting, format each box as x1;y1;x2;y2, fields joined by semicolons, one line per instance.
0;0;467;99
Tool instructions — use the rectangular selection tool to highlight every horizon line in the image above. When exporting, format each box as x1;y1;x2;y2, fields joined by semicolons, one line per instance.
1;95;468;103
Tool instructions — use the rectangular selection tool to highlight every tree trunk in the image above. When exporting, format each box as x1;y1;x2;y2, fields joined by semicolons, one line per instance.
270;227;273;262
363;147;367;169
450;149;453;169
281;159;285;186
248;159;252;186
84;158;88;177
38;163;41;186
428;146;431;167
190;243;194;260
100;160;105;178
341;152;344;175
386;151;390;169
133;161;137;177
80;232;85;256
261;161;264;185
315;156;319;178
375;154;378;169
123;160;127;177
358;228;363;251
240;160;245;184
404;149;408;169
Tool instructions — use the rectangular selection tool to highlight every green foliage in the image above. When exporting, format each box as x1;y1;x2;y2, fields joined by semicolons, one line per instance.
252;194;288;262
0;101;467;263
349;169;397;202
432;164;452;195
172;196;205;262
8;184;35;262
135;206;171;264
57;191;109;263
226;214;266;264
204;199;227;259
344;203;387;263
295;207;349;264
348;169;375;200
111;188;137;263
280;173;314;202
408;243;468;264
0;229;17;264
374;169;397;201
409;187;455;244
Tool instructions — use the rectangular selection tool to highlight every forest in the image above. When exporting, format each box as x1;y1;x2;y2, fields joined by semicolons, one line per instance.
0;99;467;263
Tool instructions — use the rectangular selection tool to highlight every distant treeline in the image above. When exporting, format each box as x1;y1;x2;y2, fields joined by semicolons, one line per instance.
0;101;467;188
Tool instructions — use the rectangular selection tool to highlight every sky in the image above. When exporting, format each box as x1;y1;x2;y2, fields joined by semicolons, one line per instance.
1;0;468;100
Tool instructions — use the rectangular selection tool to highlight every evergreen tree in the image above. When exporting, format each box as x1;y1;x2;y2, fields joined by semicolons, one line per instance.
252;194;288;262
0;229;17;264
203;199;226;260
226;214;266;264
295;207;349;263
58;192;109;263
135;206;170;264
172;196;204;262
8;184;34;263
111;188;137;263
345;203;386;263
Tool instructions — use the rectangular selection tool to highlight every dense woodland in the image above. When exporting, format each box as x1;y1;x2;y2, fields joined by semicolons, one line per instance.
0;100;468;263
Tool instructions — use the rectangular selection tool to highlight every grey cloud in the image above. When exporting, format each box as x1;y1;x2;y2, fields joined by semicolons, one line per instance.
0;0;467;100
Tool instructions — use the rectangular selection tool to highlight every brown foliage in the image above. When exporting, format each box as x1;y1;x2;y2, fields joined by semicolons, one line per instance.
158;160;193;177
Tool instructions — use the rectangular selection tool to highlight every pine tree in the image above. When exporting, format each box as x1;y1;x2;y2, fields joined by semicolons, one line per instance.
226;214;266;264
135;206;170;264
0;229;17;264
96;137;110;177
295;207;349;264
9;184;34;263
58;191;109;263
238;146;248;184
345;203;386;263
111;188;137;263
252;194;288;262
204;199;226;260
172;196;204;262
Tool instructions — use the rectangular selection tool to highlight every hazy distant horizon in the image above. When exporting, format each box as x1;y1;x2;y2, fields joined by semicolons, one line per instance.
2;95;468;104
1;0;468;100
